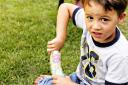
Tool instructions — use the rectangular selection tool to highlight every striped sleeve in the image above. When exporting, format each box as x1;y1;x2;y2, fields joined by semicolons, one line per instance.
72;7;86;30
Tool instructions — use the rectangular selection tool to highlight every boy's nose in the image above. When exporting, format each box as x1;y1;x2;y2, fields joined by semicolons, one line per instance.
92;21;101;30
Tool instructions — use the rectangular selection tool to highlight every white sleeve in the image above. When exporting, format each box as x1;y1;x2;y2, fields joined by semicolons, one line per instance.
72;8;87;30
105;55;128;83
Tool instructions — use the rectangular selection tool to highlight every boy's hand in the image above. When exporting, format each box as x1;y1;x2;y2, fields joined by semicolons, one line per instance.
52;75;79;85
47;37;65;54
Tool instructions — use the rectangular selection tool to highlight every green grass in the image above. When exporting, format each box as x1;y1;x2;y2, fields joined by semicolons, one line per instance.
0;0;128;85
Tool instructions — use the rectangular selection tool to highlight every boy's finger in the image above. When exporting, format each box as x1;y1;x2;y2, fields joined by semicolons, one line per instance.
34;75;44;85
52;76;57;84
48;40;55;45
52;75;57;79
47;49;53;54
47;44;55;48
52;75;61;80
47;48;58;54
52;79;57;85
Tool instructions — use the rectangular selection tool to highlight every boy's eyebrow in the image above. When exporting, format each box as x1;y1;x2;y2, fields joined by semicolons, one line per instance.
85;13;111;18
100;15;112;19
100;15;110;18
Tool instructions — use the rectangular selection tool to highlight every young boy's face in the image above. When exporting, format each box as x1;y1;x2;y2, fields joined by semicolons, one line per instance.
84;1;123;43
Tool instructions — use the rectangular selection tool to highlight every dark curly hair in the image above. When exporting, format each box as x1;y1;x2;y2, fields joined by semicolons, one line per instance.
81;0;128;16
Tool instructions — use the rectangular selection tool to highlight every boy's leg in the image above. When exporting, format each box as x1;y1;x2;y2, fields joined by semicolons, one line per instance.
34;73;85;85
70;73;87;85
70;73;81;84
34;75;52;85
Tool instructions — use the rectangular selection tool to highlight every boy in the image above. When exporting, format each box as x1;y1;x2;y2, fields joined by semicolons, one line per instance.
35;0;128;85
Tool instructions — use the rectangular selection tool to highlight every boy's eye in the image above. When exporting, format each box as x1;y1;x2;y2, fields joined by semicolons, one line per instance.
86;16;93;21
100;18;109;22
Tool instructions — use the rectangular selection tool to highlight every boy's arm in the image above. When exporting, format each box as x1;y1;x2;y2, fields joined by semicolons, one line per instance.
47;3;79;54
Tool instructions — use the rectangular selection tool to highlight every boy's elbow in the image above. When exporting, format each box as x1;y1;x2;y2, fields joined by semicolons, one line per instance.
59;3;78;18
59;3;70;12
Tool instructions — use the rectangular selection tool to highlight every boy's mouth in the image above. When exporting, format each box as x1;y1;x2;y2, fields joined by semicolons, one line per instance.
92;32;102;38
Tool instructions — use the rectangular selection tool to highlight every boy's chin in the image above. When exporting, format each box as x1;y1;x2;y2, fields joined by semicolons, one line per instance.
92;37;105;43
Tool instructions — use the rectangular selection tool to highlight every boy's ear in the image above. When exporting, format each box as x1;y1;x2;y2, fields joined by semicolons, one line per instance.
118;12;126;23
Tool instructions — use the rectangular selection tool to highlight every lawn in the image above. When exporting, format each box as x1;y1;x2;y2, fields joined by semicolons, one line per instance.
0;0;128;85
